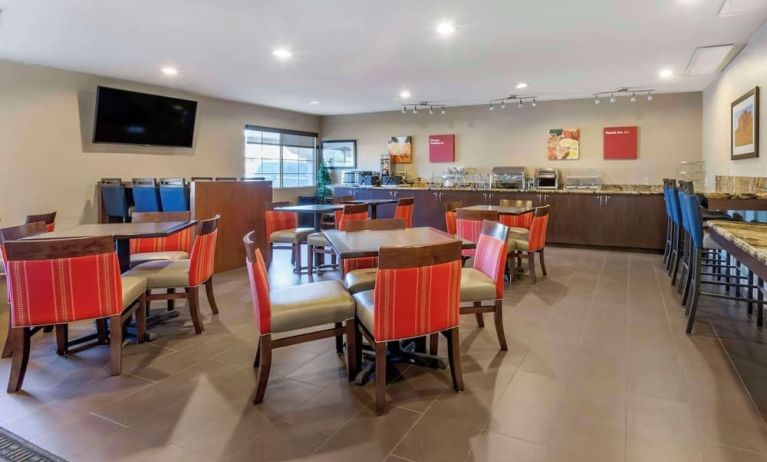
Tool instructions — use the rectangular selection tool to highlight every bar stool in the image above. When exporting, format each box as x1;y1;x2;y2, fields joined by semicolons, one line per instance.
100;178;131;223
444;201;463;235
393;197;415;227
24;211;56;232
352;240;464;414
131;178;161;212
509;205;550;283
244;233;356;404
159;178;189;212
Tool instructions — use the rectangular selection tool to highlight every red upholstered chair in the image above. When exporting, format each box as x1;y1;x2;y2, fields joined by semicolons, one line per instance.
509;205;550;283
393;197;415;228
124;216;220;334
352;240;464;414
24;212;56;232
4;236;147;393
264;202;313;272
342;219;406;295
456;221;510;351
444;201;463;235
455;209;499;259
1;222;49;359
129;211;193;266
498;199;534;230
307;203;368;275
244;232;356;404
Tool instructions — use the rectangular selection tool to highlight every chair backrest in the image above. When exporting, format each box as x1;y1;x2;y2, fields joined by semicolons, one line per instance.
394;197;415;228
265;201;297;238
159;179;190;212
189;215;220;286
455;209;499;243
338;204;369;231
444;201;463;235
344;218;406;232
25;212;56;232
100;182;130;218
215;177;237;181
373;241;462;341
527;205;551;252
191;177;213;181
244;232;271;335
131;178;161;213
473;221;511;299
4;236;123;327
129;211;194;254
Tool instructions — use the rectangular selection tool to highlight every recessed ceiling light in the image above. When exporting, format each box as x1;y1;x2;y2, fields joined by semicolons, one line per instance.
161;66;178;76
684;44;736;75
436;22;455;36
659;68;674;79
272;48;293;59
309;101;320;105
516;82;528;89
400;90;411;99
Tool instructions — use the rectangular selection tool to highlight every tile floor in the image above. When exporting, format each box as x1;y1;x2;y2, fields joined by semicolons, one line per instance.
1;246;767;461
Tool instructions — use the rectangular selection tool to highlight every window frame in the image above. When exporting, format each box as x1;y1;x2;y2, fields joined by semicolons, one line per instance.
243;125;319;189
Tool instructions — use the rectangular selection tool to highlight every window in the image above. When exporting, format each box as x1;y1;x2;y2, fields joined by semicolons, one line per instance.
244;125;317;188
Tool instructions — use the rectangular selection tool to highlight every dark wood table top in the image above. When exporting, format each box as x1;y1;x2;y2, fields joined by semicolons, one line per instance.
23;221;196;240
324;227;475;259
459;204;535;215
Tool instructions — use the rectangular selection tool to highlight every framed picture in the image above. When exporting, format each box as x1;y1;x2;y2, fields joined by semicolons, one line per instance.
321;139;356;169
388;136;412;163
731;87;759;160
547;129;580;160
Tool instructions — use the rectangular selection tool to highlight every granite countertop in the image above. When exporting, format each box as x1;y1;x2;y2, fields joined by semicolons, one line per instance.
708;221;767;265
333;184;663;196
703;191;767;200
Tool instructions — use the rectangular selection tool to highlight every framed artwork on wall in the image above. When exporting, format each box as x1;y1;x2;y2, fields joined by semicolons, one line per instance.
547;129;580;160
321;139;356;169
731;87;759;160
388;136;412;163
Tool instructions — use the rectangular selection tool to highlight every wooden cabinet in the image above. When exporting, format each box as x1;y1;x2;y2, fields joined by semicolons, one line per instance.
332;187;665;251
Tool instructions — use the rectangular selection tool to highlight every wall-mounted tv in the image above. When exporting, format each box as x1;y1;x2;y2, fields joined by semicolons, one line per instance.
93;86;198;147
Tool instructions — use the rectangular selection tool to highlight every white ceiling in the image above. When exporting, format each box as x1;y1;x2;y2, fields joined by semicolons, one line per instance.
0;0;766;115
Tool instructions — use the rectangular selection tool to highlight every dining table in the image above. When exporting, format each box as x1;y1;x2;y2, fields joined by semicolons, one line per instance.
459;204;536;215
323;226;476;385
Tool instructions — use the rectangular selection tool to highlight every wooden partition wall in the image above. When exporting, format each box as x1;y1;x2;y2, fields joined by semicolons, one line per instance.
191;180;272;272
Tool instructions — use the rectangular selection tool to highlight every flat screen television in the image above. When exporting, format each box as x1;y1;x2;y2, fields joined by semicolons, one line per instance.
93;86;197;147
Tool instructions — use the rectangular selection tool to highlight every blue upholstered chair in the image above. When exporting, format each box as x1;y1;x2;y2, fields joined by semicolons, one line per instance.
159;178;189;212
131;178;161;212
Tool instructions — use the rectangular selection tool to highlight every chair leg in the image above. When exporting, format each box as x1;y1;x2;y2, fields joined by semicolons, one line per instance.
55;325;68;356
253;335;272;404
167;288;175;311
205;277;219;315
1;318;13;358
187;287;204;334
374;342;387;415
445;328;464;392
474;301;484;327
345;320;358;381
538;249;547;276
109;314;123;375
429;333;439;355
335;322;344;354
493;299;508;351
7;327;30;393
527;252;537;283
135;294;147;343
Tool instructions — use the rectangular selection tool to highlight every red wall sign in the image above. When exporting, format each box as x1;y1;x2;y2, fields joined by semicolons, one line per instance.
429;134;455;163
604;126;638;160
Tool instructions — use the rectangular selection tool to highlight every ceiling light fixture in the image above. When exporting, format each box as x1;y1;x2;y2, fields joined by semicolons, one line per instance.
659;68;673;79
161;66;179;76
436;21;456;36
272;48;293;59
400;90;411;99
516;82;528;89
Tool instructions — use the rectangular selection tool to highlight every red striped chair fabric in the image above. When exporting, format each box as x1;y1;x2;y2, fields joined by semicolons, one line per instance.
188;229;218;286
473;234;509;299
6;252;122;327
373;259;461;341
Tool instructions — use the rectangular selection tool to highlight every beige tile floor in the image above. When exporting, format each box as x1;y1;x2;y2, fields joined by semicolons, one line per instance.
1;246;767;461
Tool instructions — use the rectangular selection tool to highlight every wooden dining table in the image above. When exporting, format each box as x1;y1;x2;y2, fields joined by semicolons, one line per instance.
23;221;197;272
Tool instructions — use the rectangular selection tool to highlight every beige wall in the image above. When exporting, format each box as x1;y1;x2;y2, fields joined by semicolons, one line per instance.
702;22;767;186
0;60;318;228
321;92;703;185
